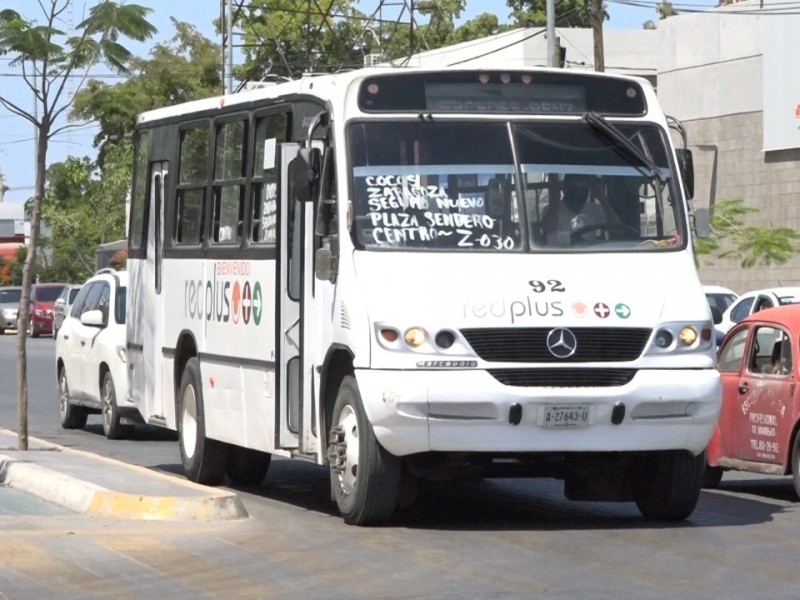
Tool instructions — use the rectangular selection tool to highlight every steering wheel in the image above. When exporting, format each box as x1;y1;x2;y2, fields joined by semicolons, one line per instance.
570;223;639;243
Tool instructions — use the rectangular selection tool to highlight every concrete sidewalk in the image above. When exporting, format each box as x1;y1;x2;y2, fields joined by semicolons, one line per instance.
0;429;248;521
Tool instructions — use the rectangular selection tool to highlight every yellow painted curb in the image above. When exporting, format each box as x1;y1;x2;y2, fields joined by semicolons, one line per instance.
88;490;249;521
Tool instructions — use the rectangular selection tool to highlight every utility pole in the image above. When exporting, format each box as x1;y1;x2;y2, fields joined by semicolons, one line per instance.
227;0;234;92
546;0;556;67
590;0;605;72
220;0;235;93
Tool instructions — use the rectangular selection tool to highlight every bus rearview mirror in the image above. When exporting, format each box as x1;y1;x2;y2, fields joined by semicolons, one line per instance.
675;148;694;200
289;148;320;203
693;207;710;238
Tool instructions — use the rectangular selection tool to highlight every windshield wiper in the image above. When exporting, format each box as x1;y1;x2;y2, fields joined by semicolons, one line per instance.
583;111;667;184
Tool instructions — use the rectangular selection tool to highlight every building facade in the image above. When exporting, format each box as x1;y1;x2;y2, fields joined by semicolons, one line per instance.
658;1;800;292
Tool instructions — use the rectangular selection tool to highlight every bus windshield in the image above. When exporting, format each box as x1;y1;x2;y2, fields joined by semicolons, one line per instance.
348;119;684;252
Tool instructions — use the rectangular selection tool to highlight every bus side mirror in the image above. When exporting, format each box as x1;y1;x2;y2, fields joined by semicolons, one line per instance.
693;207;710;238
675;148;694;200
289;147;320;203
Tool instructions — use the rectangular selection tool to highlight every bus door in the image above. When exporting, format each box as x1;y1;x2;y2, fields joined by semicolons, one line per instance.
277;143;316;454
129;160;167;424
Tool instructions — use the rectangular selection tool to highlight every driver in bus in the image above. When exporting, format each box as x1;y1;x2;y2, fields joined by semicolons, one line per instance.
542;174;629;244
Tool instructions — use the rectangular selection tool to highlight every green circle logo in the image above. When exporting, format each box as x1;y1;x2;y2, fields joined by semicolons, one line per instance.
253;281;263;326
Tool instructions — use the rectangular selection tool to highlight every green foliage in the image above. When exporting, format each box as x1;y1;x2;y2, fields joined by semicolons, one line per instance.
507;0;596;28
695;199;800;268
231;0;512;80
72;19;221;154
41;142;131;282
656;1;679;20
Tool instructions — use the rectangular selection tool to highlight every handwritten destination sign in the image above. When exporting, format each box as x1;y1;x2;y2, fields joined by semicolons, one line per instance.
357;174;518;249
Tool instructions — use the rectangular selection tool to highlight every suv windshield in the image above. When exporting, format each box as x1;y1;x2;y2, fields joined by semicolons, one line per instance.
348;120;683;253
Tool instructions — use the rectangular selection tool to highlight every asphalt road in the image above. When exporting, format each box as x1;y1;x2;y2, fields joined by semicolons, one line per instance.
2;331;800;599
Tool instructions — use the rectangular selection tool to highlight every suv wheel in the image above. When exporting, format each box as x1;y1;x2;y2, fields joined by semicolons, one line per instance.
101;371;134;440
58;367;88;429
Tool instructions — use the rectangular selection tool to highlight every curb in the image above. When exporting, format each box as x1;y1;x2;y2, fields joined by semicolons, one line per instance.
0;435;248;521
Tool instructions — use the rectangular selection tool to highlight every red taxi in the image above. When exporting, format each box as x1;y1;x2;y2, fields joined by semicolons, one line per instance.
705;304;800;495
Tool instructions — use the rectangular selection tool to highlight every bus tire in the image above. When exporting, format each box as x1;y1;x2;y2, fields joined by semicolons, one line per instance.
328;375;401;525
635;450;705;521
227;446;271;486
101;371;134;440
178;357;229;485
58;367;88;429
791;433;800;499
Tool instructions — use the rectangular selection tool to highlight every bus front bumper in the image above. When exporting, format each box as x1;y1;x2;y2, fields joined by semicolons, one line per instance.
354;368;721;457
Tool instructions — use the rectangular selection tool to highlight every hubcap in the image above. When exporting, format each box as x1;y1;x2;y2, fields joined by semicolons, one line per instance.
181;384;198;460
58;372;69;418
101;377;113;431
328;405;359;495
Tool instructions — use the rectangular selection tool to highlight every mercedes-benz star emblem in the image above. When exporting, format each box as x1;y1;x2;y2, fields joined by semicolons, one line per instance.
546;327;577;359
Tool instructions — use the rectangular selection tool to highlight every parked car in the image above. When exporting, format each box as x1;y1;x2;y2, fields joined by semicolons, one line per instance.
0;286;22;335
714;286;800;341
55;269;137;439
705;304;800;496
703;284;738;321
703;285;738;345
53;283;83;338
29;282;68;337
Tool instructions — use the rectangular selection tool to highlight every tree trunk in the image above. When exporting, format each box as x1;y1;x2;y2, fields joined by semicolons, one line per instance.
16;121;48;451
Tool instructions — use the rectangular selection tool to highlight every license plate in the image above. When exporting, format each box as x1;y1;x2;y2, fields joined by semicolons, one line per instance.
541;405;591;429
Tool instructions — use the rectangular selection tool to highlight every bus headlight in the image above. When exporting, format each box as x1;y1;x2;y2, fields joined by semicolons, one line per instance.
678;326;697;346
647;321;714;355
403;327;427;347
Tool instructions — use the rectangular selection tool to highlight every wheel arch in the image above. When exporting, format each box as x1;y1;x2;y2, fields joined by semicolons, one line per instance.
786;420;800;476
173;329;198;404
98;360;111;391
319;344;354;456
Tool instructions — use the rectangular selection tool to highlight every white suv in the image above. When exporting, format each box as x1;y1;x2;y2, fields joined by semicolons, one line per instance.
55;268;140;439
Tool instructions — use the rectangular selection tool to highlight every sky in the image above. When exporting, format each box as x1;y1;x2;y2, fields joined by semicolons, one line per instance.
0;0;720;205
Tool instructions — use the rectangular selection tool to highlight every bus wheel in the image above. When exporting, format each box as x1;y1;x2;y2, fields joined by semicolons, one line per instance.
101;371;134;440
634;450;705;521
178;358;229;485
58;367;88;429
327;375;401;525
791;433;800;499
227;446;271;486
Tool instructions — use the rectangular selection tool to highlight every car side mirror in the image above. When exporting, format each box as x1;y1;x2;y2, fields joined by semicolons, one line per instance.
80;309;105;328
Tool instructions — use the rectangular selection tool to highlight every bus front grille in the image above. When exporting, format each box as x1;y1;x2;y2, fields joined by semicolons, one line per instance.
488;368;637;387
461;327;651;363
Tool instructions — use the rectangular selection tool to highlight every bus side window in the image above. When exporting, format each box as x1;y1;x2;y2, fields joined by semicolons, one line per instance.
175;123;209;245
251;112;288;245
212;119;247;245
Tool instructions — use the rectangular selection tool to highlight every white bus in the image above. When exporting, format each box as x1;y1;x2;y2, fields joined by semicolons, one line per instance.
126;66;721;525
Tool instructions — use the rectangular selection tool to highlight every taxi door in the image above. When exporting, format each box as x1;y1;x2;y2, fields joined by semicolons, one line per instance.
735;325;794;464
